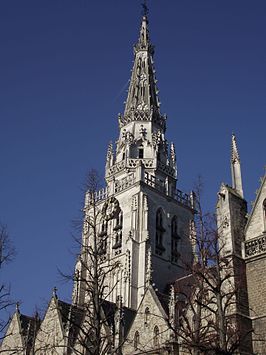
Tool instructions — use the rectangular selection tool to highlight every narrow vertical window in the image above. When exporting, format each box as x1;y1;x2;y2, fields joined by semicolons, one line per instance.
138;145;144;159
153;326;160;347
171;216;180;263
144;307;150;325
155;209;165;255
134;331;140;350
113;211;123;251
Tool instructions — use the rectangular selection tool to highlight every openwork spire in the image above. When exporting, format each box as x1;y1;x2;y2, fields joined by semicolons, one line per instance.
119;12;166;130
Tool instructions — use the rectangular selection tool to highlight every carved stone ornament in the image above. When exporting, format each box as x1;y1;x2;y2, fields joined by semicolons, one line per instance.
102;197;120;221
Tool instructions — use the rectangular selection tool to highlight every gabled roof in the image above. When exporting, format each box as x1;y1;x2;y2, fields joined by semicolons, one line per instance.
245;173;266;233
18;312;40;354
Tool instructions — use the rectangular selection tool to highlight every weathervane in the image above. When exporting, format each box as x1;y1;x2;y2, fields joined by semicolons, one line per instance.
142;0;149;17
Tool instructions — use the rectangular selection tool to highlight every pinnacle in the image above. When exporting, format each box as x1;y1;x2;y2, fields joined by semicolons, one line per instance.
231;133;240;163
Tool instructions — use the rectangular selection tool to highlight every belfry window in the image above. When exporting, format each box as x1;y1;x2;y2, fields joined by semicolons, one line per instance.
138;145;144;159
155;209;165;256
171;216;180;263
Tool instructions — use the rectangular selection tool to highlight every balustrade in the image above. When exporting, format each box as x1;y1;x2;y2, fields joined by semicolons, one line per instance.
245;234;266;258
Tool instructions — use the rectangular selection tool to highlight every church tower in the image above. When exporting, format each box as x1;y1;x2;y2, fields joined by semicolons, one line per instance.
74;11;194;311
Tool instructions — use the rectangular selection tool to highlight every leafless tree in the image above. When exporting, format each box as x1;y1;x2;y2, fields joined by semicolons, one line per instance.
61;169;122;355
175;181;253;355
0;223;16;337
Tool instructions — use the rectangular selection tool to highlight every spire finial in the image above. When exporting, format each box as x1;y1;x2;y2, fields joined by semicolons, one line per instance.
53;286;58;299
142;0;149;17
231;133;240;163
230;133;244;198
16;302;20;313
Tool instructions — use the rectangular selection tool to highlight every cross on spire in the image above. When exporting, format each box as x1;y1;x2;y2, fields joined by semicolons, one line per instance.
142;0;149;17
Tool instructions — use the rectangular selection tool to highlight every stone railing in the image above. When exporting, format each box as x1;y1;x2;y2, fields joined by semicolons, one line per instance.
107;158;176;178
106;160;126;176
127;158;154;169
85;187;108;207
244;234;266;258
89;170;192;210
144;172;166;194
157;161;176;178
173;189;191;207
115;174;136;194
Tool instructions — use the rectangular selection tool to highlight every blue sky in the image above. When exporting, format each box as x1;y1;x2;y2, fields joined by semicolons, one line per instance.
0;0;265;317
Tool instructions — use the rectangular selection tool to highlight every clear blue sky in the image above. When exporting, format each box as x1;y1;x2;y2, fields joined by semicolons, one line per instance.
0;0;265;317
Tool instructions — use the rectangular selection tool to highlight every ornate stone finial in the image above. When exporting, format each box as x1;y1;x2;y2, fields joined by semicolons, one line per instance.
53;287;58;299
189;219;198;263
169;285;176;332
230;134;244;198
16;302;20;313
170;142;176;165
146;246;153;286
142;0;149;17
231;133;240;163
106;141;114;169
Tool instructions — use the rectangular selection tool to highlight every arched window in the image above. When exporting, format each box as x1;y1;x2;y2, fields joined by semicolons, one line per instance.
263;199;266;231
134;331;140;350
138;145;144;159
171;216;180;263
144;307;150;325
99;219;108;256
153;326;160;348
155;209;165;255
113;211;123;250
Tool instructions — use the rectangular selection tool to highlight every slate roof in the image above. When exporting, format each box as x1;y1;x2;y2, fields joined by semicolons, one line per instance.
19;313;40;354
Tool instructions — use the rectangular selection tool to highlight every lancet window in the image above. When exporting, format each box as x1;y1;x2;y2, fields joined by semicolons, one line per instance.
138;145;144;159
113;211;123;251
171;216;180;263
155;208;165;255
144;307;150;326
98;220;108;256
153;326;160;347
134;331;140;350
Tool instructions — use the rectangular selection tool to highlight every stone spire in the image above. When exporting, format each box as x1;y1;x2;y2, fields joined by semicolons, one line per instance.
119;12;165;130
231;134;244;198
